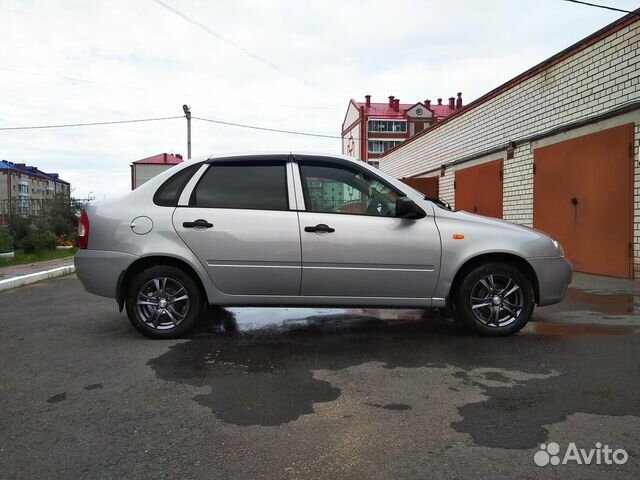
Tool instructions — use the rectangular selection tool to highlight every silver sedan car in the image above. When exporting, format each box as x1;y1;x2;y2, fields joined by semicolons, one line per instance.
75;152;572;338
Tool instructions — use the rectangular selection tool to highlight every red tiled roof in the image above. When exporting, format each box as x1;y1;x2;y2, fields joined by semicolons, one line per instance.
355;102;414;118
354;101;458;120
133;153;184;165
429;104;458;119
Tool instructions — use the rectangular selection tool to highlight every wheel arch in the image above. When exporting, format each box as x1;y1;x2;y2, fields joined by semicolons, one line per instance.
449;252;540;305
116;255;208;311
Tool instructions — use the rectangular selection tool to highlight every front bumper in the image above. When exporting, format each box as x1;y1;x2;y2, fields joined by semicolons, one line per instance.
74;250;139;299
528;256;573;306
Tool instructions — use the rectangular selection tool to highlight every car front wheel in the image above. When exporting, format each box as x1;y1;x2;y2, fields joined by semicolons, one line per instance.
125;265;204;339
454;263;535;336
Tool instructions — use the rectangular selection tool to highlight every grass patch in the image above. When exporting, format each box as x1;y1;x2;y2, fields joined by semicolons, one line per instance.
0;248;77;268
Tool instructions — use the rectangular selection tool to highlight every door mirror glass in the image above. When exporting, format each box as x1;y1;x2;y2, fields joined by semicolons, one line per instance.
396;197;426;219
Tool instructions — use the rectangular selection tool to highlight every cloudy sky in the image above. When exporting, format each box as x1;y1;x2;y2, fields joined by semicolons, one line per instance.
0;0;638;198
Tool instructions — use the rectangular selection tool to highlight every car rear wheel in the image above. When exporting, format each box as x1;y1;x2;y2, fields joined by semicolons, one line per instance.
125;265;204;339
453;263;535;336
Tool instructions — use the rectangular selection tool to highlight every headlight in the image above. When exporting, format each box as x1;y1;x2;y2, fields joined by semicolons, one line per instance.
551;239;564;256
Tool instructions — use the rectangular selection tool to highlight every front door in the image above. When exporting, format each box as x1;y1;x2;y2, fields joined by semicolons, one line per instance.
295;157;441;299
173;157;302;295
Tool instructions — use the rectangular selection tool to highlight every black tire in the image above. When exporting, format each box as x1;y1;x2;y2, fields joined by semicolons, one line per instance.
453;262;535;336
125;265;205;339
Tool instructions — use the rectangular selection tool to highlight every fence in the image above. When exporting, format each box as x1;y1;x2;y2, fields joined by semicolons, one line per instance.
0;197;78;228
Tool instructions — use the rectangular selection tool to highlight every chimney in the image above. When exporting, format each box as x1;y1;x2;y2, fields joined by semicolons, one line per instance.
425;99;431;110
456;92;463;109
394;99;400;111
388;95;395;106
365;95;371;107
448;97;455;109
437;98;442;106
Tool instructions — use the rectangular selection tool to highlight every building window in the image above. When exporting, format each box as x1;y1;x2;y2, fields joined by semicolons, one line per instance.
368;161;380;169
367;140;403;154
368;120;407;133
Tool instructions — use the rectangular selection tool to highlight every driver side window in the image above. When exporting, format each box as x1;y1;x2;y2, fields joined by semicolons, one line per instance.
299;162;400;216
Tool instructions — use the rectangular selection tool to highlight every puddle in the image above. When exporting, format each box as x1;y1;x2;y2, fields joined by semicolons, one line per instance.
194;306;429;336
532;322;633;336
148;307;640;449
566;288;640;315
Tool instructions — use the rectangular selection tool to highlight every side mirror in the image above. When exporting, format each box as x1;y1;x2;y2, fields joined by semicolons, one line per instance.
396;197;426;219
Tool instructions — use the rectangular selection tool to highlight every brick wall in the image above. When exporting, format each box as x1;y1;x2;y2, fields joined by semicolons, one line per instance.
380;19;639;181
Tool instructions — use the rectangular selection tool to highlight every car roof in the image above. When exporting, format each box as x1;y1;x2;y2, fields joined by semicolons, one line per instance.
205;151;362;165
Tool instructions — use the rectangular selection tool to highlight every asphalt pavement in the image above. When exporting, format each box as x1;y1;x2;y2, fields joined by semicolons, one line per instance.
0;273;638;479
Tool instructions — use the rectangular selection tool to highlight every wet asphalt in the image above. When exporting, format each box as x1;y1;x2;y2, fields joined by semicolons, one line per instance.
0;274;638;479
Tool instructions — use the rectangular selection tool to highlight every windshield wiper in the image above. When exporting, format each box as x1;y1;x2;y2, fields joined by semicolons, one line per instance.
424;196;452;210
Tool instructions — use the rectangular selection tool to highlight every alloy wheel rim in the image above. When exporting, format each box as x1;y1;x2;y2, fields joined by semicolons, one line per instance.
469;273;524;328
136;277;190;330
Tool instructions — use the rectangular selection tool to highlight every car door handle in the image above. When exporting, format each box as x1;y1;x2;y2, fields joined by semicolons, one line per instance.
304;224;335;233
183;219;213;229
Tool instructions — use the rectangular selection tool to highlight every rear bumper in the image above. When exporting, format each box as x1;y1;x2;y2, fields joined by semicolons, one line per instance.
74;250;139;299
528;256;573;306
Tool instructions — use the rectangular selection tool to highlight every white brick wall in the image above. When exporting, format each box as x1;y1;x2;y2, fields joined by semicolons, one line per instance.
439;171;455;208
503;145;534;227
380;19;640;180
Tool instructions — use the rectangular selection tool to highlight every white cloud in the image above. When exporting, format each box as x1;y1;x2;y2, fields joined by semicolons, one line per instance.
0;0;636;198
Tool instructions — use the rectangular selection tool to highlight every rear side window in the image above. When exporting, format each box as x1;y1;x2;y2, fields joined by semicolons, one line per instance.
153;163;202;206
191;162;288;211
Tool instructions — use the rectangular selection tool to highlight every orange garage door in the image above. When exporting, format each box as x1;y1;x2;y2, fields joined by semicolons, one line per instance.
401;176;439;198
455;159;503;218
533;123;633;278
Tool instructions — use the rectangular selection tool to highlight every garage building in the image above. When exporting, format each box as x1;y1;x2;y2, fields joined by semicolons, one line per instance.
379;11;640;279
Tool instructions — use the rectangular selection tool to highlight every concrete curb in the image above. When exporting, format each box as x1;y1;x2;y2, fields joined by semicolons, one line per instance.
0;265;76;292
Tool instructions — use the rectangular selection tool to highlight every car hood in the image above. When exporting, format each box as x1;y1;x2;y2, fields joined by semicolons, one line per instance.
443;209;538;234
430;206;561;258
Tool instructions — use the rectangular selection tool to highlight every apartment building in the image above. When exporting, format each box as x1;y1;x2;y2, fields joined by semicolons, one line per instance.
0;160;70;225
341;93;462;166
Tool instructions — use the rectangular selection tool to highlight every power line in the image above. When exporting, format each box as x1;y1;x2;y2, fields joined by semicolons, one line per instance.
0;114;343;140
193;116;341;139
0;116;183;131
561;0;640;15
151;0;327;92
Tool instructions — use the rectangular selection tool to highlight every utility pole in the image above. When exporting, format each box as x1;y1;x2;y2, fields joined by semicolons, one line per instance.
182;104;192;159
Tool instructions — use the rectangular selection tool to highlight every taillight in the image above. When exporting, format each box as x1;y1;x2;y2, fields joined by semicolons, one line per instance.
78;210;90;249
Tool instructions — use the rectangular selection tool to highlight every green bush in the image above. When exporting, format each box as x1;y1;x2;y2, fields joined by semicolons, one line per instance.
22;231;56;254
8;215;30;244
0;230;14;253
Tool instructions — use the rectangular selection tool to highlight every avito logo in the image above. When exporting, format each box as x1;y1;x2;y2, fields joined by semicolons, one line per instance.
534;442;628;467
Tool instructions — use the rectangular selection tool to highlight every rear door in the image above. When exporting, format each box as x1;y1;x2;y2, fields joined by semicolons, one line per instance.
294;156;441;299
173;156;302;296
